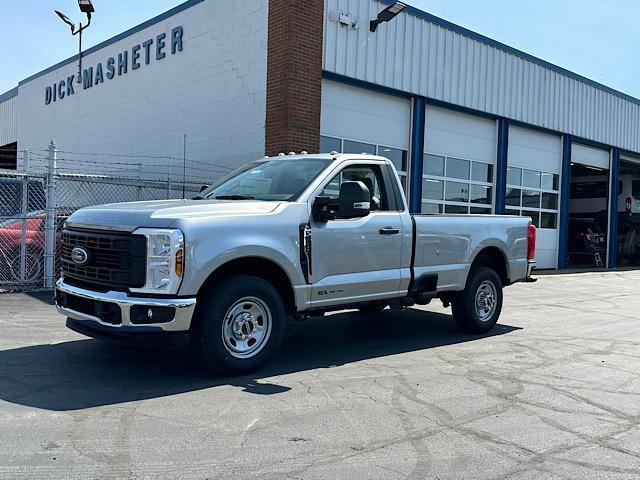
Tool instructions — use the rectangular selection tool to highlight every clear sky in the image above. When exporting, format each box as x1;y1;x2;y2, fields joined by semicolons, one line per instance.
1;0;639;98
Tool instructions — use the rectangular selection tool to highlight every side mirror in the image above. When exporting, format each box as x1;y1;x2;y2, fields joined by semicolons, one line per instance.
312;195;335;223
338;181;371;219
199;185;209;193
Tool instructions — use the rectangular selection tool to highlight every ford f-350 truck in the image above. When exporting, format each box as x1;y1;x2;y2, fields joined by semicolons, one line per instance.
55;153;536;374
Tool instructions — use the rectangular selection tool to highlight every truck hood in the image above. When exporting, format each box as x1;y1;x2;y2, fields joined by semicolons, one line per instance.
66;199;282;231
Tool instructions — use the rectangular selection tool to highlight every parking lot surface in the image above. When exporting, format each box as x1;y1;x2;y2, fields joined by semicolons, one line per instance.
1;271;640;479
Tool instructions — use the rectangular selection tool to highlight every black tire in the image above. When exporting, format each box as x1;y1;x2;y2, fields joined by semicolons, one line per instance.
192;274;286;375
451;266;503;334
358;303;387;314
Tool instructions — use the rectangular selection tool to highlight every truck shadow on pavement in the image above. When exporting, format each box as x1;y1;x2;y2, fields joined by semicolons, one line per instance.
0;309;520;411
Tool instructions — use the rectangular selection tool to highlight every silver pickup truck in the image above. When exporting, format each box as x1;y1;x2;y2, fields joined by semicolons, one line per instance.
55;153;536;374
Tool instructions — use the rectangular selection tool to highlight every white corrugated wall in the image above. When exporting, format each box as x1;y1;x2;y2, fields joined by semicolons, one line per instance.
0;95;18;145
323;0;640;154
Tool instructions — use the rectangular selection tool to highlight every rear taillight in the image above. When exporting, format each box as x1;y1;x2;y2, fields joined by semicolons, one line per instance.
626;197;632;213
527;224;536;261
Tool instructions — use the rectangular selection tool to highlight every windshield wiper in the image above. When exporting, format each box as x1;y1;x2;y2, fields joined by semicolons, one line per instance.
213;194;256;200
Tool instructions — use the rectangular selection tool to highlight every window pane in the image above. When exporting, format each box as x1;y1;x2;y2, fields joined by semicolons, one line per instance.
320;136;341;153
523;211;540;228
424;154;445;177
540;212;557;229
506;209;520;216
343;140;376;155
423;178;444;200
398;174;407;193
541;172;559;190
506;187;521;206
470;185;492;205
523;169;541;188
471;162;493;183
522;190;541;208
421;202;442;214
470;207;492;214
379;146;407;172
541;192;558;210
445;181;469;202
507;166;522;186
445;204;468;214
447;158;470;180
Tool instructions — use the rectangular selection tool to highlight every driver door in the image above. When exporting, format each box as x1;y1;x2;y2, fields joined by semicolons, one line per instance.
309;162;403;308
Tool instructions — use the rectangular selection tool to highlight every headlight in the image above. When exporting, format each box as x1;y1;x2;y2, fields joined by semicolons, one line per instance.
130;228;184;295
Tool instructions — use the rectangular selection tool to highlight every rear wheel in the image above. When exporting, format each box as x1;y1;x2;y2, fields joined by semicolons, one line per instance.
451;266;503;334
192;275;286;375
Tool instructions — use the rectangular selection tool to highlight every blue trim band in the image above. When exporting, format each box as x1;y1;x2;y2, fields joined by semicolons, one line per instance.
495;118;509;214
608;148;620;268
0;87;18;103
379;0;640;106
558;135;572;269
409;97;426;213
322;71;412;99
18;0;204;87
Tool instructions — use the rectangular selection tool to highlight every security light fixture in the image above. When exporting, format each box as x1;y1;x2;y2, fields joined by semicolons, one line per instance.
55;10;76;34
54;0;96;83
78;0;95;14
370;2;406;32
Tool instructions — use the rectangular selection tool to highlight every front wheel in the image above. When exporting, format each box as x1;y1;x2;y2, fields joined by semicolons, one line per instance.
451;266;503;334
192;275;286;375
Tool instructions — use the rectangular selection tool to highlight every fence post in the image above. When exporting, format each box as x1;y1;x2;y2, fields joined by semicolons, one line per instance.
167;159;172;199
19;150;29;282
137;163;142;201
44;140;58;289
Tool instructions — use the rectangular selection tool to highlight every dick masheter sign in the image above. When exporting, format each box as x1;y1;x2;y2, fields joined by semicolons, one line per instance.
44;26;184;105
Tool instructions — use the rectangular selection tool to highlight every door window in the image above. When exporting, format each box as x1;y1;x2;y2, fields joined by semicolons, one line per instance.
320;165;389;211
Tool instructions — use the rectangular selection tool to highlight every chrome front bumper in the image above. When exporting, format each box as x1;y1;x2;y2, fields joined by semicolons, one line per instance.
55;278;197;332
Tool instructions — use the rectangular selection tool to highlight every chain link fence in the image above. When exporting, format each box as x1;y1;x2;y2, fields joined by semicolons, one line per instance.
0;142;223;292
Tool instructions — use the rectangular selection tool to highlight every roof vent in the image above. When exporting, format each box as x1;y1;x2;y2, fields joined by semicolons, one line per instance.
278;153;286;156
288;151;296;155
300;151;308;155
330;151;339;155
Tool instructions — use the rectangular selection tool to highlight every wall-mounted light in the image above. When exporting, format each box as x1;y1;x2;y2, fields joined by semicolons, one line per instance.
370;2;406;32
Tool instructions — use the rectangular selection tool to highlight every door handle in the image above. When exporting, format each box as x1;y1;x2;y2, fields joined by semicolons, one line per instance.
379;227;400;235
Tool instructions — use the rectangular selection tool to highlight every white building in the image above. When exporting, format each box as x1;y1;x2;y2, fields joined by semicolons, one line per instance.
1;0;640;270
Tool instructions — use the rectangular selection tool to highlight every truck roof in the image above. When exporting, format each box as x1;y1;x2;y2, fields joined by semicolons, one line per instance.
263;152;391;162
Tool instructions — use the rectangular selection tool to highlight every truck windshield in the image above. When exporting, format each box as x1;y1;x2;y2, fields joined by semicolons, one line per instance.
198;158;331;201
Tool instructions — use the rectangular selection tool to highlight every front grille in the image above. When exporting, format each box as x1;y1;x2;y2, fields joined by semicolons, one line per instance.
61;229;146;291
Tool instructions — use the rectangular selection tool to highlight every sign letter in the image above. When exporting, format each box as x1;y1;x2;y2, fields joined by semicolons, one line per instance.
156;33;166;60
171;26;183;54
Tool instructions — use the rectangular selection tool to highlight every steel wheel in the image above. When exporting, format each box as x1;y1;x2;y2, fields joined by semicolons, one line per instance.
221;296;272;359
474;279;497;322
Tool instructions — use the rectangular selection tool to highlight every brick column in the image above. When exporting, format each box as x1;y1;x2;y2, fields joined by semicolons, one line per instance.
265;0;324;156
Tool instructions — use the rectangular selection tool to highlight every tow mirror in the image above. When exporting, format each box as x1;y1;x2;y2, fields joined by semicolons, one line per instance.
338;181;371;219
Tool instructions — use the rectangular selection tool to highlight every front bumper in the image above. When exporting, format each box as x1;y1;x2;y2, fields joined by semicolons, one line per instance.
55;278;197;333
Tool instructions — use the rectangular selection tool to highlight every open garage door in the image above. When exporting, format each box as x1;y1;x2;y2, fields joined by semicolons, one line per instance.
568;143;610;268
320;80;411;192
507;126;562;269
617;154;640;267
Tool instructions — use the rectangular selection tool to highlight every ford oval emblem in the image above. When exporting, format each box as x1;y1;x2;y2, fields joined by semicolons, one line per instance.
71;246;90;266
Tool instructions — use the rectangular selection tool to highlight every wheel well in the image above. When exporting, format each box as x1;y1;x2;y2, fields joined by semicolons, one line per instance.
198;257;296;314
471;247;509;285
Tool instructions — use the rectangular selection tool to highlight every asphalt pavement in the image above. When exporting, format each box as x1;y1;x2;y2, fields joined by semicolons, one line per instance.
1;271;639;479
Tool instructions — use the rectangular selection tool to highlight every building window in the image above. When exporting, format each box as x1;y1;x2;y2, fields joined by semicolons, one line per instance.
421;153;494;214
506;166;559;229
0;142;17;170
319;135;408;192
